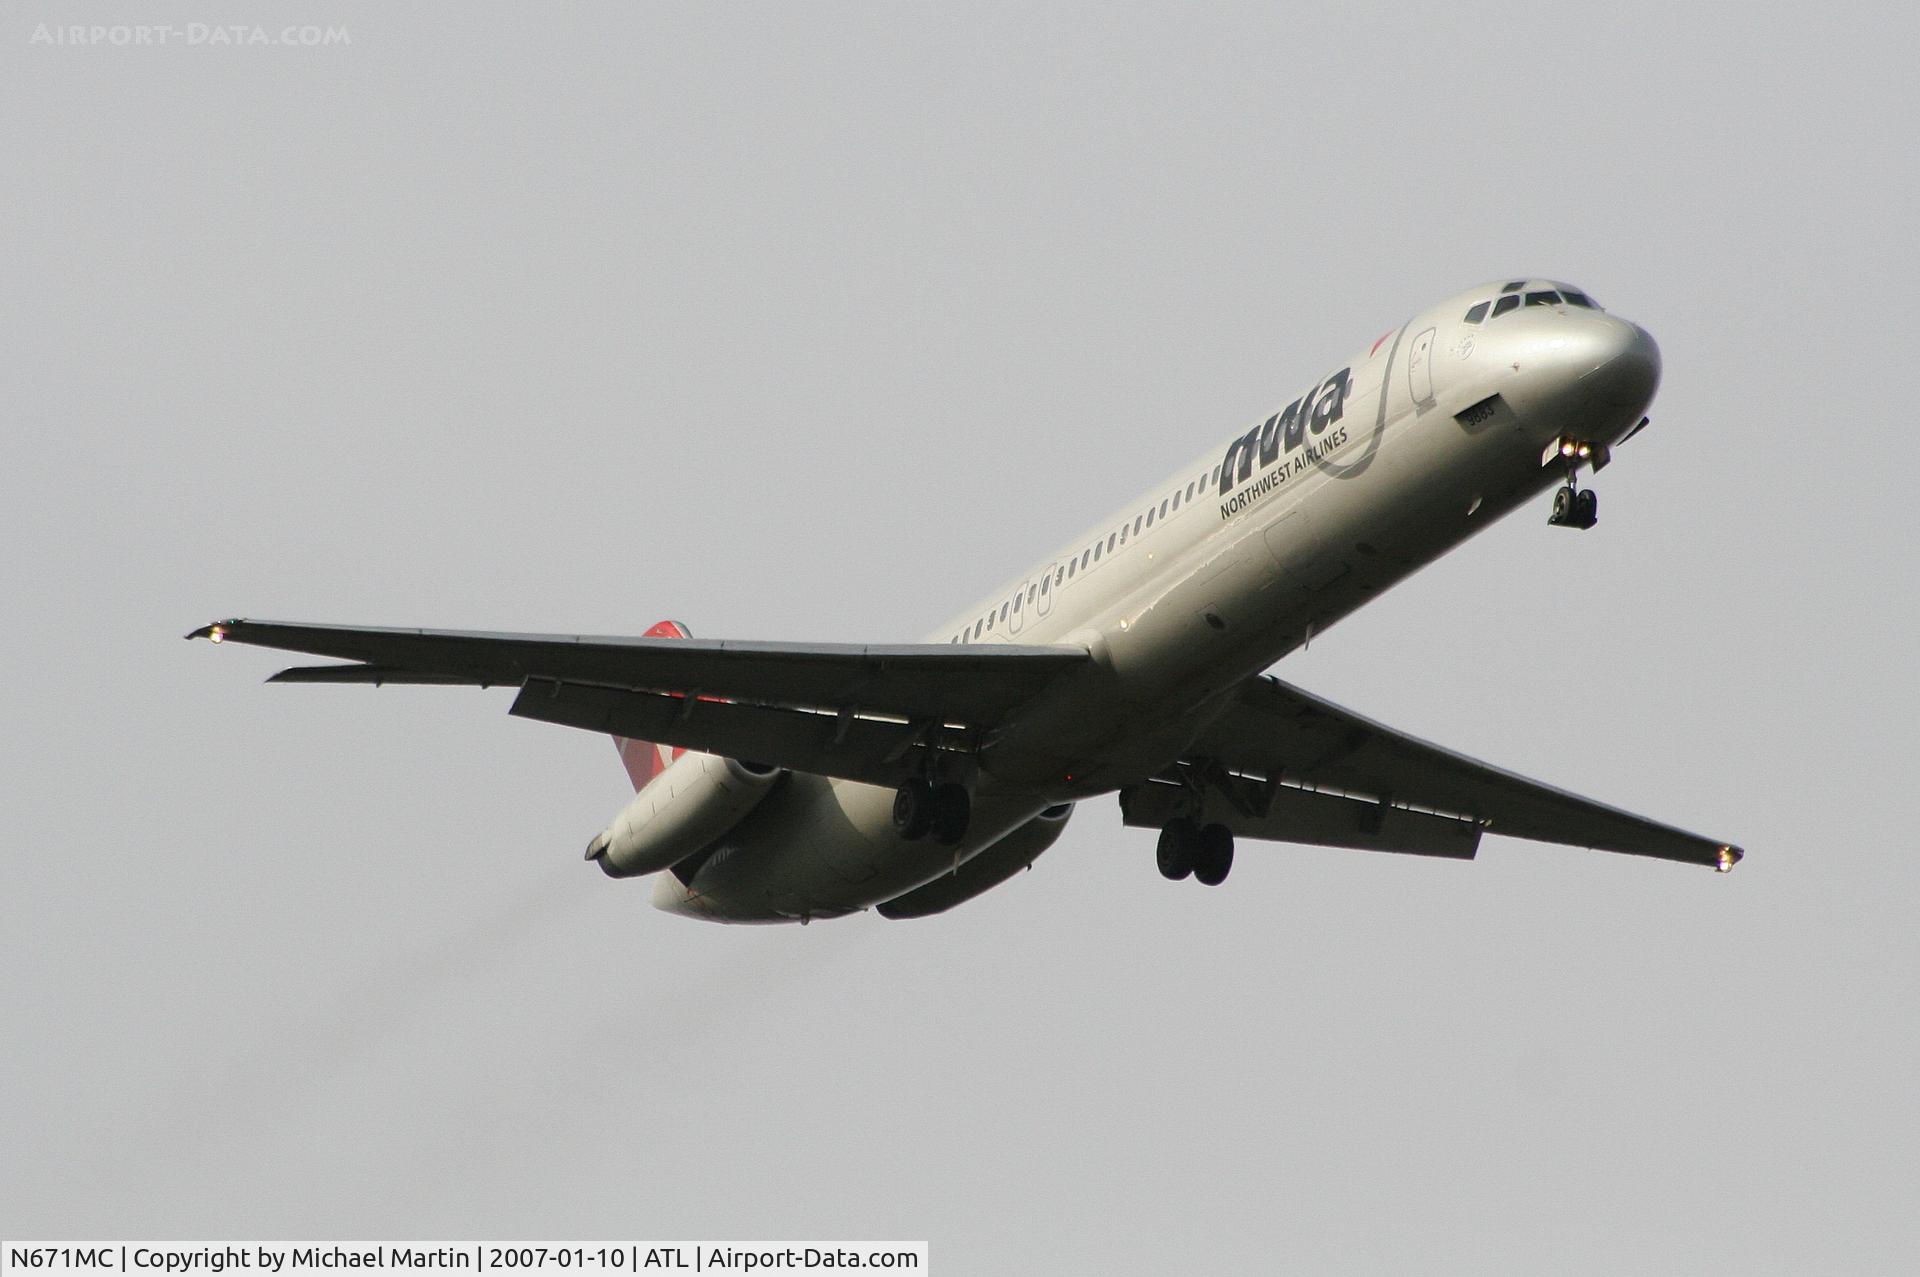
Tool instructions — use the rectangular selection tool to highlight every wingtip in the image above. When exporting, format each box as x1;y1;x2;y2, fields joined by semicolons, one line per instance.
186;618;242;642
1716;844;1744;873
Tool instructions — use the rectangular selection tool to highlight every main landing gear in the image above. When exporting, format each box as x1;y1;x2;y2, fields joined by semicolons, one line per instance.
1157;817;1235;886
893;780;971;846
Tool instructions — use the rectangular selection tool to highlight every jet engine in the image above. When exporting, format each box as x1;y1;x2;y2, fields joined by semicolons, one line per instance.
586;752;783;879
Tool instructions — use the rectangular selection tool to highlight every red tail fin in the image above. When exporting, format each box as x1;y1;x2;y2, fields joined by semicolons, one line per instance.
611;620;691;791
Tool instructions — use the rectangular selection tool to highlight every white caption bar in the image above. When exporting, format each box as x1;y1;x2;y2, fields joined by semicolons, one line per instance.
1;1245;927;1276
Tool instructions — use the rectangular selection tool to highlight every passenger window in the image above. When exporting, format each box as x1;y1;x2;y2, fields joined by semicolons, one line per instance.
999;603;1008;621
1172;491;1181;511
1211;465;1220;483
1159;498;1169;517
1464;301;1490;323
1563;291;1595;308
1093;543;1102;562
1106;533;1117;552
1027;585;1036;602
1492;294;1520;318
1067;560;1076;578
1055;566;1065;585
1525;291;1561;307
1040;576;1049;595
1133;515;1143;535
1013;593;1021;612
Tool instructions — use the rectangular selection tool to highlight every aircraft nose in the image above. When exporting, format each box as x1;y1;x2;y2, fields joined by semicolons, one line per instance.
1572;317;1661;411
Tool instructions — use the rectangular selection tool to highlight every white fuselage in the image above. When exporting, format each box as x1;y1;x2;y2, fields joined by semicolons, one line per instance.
654;281;1661;922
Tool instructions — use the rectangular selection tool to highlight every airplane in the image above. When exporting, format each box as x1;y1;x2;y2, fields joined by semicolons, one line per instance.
189;278;1744;924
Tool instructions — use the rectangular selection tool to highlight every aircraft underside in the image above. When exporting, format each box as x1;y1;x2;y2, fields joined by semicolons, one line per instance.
188;279;1743;925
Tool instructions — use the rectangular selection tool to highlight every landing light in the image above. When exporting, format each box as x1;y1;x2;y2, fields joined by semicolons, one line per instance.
209;625;226;644
1716;847;1736;873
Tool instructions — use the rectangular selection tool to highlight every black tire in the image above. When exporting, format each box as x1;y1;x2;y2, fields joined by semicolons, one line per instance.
1551;486;1574;523
893;780;935;841
1193;823;1235;886
1157;818;1197;881
932;783;971;846
1576;488;1598;527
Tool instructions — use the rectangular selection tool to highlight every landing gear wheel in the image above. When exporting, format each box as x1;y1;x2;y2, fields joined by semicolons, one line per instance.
1550;485;1576;526
1157;818;1198;881
931;783;972;846
1575;488;1598;528
1193;823;1235;886
892;780;935;841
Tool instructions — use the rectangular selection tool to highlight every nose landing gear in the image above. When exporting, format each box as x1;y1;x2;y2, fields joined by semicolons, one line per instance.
1546;437;1606;530
1549;483;1598;529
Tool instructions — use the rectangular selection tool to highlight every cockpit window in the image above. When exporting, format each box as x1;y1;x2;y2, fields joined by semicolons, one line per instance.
1491;294;1520;318
1464;301;1490;324
1502;279;1527;291
1562;291;1596;309
1525;290;1562;307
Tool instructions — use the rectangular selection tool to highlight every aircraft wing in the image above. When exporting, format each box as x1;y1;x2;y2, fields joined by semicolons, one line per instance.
1123;674;1742;870
187;618;1089;788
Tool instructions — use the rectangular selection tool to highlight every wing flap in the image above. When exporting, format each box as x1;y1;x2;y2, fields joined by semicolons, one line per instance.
268;664;481;685
508;678;933;789
1119;776;1481;859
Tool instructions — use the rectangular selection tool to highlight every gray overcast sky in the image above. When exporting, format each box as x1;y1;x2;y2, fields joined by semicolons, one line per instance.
4;2;1915;1270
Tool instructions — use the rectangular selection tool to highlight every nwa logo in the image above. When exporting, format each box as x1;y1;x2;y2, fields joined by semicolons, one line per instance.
1217;367;1352;498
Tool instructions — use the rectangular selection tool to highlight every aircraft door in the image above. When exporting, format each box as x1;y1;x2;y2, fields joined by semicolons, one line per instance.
1008;579;1029;635
1407;327;1436;410
1036;562;1058;618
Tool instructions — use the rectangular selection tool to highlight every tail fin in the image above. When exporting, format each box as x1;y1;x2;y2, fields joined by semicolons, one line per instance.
611;620;692;791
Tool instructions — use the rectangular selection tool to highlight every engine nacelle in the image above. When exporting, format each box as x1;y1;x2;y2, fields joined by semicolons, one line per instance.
587;752;782;879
